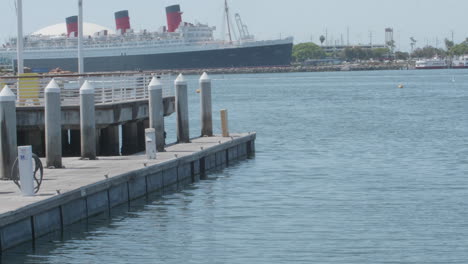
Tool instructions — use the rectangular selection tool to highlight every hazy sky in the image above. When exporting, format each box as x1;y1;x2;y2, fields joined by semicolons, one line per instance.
0;0;467;51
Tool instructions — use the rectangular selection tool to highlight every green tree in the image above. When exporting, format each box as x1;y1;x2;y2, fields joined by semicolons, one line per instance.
372;48;391;59
410;37;417;53
445;38;454;50
386;40;396;52
450;43;468;56
395;51;409;60
319;35;325;46
292;42;326;62
412;46;446;58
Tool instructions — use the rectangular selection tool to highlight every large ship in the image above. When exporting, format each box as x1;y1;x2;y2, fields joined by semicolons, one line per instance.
0;2;293;73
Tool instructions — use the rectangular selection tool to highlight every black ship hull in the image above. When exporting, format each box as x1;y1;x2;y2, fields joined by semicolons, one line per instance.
20;42;293;73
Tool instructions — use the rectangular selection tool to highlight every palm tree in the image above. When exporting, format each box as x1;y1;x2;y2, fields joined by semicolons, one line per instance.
410;37;417;54
319;35;325;46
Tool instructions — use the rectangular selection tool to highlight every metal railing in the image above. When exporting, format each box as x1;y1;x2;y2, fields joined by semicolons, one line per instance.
0;72;174;106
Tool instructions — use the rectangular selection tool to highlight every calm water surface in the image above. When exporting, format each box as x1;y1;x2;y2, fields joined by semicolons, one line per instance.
4;70;468;263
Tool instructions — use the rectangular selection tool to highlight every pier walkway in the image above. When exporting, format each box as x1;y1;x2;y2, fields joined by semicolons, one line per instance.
0;133;256;251
0;72;257;251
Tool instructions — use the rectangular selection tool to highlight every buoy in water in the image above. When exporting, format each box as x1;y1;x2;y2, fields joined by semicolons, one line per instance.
398;84;404;88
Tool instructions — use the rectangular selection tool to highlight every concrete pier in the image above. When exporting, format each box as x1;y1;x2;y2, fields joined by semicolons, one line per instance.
0;133;255;251
0;86;17;180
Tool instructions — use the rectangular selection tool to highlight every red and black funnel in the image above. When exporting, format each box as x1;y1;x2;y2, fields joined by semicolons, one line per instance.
166;5;182;32
66;16;78;37
115;10;131;34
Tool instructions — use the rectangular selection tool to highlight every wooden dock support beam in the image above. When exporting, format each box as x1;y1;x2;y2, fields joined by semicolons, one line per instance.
121;122;138;155
99;125;120;156
221;109;229;137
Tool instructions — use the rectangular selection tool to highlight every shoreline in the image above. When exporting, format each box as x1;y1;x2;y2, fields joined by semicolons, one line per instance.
142;63;409;76
0;62;419;78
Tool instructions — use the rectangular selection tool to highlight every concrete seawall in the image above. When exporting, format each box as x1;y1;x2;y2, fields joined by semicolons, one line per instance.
0;133;255;251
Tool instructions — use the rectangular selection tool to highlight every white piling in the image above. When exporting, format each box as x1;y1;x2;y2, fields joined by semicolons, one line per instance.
200;72;213;137
148;77;165;151
0;86;17;180
145;128;157;160
45;79;62;168
80;81;96;159
175;74;190;143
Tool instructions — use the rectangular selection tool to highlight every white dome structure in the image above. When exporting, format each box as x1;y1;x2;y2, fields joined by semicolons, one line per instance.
31;23;114;36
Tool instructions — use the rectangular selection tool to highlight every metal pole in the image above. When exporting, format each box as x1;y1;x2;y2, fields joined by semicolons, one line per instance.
148;77;165;151
0;86;17;180
175;74;190;143
78;0;84;74
200;72;213;137
45;79;62;168
16;0;24;74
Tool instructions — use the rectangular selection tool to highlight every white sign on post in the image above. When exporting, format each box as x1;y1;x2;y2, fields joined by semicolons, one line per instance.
18;146;34;196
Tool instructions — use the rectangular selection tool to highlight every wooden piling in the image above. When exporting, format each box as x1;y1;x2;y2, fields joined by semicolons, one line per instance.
220;109;229;137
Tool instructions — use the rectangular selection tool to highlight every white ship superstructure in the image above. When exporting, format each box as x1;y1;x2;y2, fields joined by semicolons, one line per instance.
451;55;468;69
415;57;447;69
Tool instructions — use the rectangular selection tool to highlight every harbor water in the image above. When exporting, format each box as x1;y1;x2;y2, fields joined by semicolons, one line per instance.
3;70;468;263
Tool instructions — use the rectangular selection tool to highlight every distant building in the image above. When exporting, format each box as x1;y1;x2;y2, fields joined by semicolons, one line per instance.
320;44;387;53
303;58;342;66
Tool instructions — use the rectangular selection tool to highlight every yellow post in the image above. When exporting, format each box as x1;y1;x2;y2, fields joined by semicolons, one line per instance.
220;109;229;137
18;73;40;105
